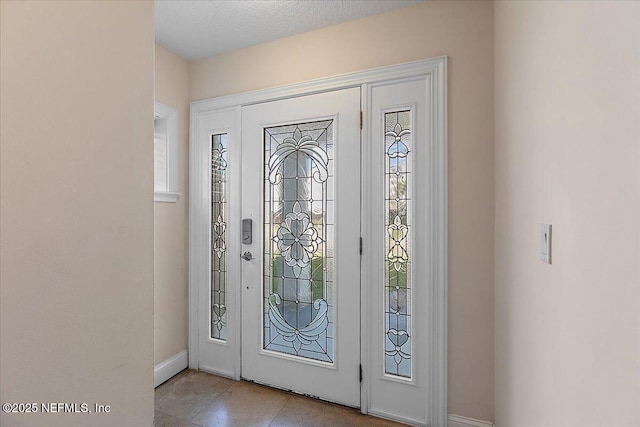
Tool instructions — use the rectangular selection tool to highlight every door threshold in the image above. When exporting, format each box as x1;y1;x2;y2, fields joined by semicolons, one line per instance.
240;377;361;410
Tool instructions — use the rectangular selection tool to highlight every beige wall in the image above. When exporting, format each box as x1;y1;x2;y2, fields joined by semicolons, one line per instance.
154;45;190;365
0;1;155;426
190;1;495;421
494;1;640;425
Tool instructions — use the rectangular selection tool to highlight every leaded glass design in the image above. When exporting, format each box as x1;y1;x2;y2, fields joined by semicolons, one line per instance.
263;120;334;363
211;133;228;341
384;110;412;378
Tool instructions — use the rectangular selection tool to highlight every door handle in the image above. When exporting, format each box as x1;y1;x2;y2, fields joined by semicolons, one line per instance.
241;251;255;261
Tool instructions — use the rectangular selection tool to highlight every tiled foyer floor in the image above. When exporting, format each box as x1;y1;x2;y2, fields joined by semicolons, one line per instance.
154;369;406;427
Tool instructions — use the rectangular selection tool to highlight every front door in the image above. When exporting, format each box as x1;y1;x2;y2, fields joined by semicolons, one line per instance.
192;58;447;425
240;88;361;406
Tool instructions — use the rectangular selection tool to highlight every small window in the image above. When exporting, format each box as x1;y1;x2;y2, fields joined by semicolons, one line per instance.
154;102;179;202
384;109;413;379
211;133;228;341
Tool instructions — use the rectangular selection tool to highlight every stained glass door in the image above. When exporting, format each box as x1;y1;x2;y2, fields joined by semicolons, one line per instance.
263;120;335;363
241;88;361;407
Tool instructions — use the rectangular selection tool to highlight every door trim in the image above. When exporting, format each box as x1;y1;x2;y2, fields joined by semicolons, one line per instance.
189;56;447;426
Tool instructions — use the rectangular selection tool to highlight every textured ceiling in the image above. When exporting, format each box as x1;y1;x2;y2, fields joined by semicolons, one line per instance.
155;0;425;61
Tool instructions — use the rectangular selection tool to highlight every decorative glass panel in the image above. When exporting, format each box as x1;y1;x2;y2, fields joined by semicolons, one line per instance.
263;120;334;363
211;133;228;340
384;110;412;378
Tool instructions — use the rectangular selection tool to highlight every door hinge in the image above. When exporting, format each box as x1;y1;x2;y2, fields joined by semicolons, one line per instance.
360;111;363;129
359;237;363;255
359;364;363;382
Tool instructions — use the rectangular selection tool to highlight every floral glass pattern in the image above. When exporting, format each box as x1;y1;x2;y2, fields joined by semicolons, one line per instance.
384;111;412;378
211;133;228;341
263;120;334;363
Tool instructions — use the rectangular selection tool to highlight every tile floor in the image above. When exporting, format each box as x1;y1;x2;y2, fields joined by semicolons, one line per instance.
154;369;406;427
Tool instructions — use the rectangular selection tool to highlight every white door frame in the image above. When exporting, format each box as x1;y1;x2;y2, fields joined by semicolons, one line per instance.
189;56;447;426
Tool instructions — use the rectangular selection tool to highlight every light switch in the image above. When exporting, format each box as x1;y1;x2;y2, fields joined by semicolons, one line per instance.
541;224;552;264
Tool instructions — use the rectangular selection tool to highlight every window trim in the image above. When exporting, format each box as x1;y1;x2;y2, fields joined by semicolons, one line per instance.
154;101;179;203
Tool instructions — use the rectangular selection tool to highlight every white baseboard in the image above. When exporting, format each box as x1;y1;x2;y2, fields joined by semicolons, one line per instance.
449;414;494;427
154;350;188;387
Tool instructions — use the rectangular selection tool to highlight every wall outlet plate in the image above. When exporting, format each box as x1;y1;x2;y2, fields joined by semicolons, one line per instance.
541;224;552;264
